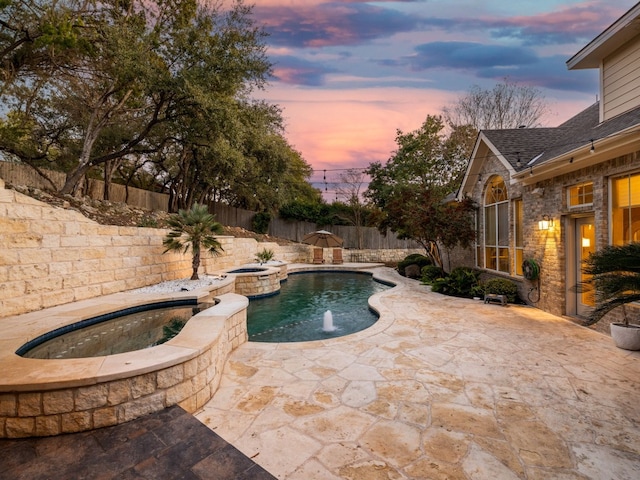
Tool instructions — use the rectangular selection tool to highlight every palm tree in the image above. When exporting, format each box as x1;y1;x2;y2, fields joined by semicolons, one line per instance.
583;242;640;325
163;204;224;280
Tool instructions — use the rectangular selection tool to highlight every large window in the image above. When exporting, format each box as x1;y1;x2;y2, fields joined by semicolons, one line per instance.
612;173;640;245
484;176;509;272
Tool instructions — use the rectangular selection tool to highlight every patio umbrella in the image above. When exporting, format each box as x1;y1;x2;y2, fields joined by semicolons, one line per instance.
302;230;343;248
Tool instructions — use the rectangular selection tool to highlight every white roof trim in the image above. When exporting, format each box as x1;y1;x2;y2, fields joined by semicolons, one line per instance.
567;3;640;70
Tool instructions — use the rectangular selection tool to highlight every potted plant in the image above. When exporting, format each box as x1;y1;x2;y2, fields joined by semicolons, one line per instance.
583;242;640;350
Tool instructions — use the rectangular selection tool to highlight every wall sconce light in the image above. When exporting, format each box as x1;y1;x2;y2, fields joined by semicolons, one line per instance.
590;139;595;154
538;214;553;231
582;237;591;248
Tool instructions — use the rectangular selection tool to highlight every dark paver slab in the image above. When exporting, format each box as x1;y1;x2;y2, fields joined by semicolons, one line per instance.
0;406;276;480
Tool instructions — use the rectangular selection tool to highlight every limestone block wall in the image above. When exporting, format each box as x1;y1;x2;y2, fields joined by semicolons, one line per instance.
345;248;424;264
0;180;308;319
1;177;422;319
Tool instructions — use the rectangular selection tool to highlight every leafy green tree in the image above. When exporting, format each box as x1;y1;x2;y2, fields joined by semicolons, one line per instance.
365;115;475;268
582;242;640;326
0;0;273;197
163;203;224;280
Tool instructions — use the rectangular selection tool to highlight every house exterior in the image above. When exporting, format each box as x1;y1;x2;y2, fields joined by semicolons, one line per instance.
455;3;640;331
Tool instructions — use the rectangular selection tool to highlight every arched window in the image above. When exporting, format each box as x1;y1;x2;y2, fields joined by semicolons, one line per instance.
484;176;509;272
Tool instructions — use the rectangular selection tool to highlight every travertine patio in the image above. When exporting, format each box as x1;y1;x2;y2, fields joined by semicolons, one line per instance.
195;266;640;479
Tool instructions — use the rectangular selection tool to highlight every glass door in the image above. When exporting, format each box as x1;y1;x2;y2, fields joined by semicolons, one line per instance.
576;216;595;317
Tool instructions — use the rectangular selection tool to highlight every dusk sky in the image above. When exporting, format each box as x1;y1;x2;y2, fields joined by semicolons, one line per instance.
249;0;637;199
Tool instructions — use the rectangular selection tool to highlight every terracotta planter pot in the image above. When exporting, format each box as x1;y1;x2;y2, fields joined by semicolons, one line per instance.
610;323;640;351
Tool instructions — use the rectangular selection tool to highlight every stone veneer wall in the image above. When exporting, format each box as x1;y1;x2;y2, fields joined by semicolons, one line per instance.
344;248;423;264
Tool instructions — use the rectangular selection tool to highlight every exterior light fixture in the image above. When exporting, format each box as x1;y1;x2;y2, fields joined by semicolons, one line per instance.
582;237;591;248
590;139;595;154
538;214;553;231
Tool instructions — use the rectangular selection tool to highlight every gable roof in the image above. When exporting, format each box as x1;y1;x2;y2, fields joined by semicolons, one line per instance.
457;102;640;197
567;2;640;70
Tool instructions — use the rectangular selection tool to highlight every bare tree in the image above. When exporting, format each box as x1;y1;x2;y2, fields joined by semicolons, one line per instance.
335;168;368;249
443;79;551;130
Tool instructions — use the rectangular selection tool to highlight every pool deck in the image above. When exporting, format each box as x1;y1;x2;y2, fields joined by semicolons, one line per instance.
2;264;640;479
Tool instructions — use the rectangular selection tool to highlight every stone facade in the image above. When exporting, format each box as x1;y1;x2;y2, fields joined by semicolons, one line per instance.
460;147;640;334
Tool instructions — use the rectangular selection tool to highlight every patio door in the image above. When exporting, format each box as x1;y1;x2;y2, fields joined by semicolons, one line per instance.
575;216;596;317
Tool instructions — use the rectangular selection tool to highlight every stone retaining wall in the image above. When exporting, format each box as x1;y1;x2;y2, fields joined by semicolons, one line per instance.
0;178;416;319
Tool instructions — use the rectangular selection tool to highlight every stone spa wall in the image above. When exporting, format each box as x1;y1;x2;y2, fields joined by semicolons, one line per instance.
0;287;248;438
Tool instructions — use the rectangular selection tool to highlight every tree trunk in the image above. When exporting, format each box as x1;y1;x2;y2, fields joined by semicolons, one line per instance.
191;247;200;280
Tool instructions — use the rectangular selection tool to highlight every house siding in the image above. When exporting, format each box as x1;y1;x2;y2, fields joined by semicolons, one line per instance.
603;40;640;120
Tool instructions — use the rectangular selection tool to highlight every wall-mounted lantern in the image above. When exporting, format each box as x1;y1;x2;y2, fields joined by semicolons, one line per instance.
538;214;553;231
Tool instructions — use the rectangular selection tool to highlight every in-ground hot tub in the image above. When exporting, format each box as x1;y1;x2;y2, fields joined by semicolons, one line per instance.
0;276;248;439
225;262;288;298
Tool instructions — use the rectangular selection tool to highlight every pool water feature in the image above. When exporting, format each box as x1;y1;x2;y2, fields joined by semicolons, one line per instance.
247;272;391;342
18;300;215;359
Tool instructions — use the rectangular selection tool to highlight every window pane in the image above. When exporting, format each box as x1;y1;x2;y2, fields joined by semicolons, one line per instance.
485;176;508;203
485;205;496;245
515;200;523;247
612;173;640;245
486;247;497;270
569;182;593;207
498;203;509;246
498;248;509;272
626;207;640;242
515;249;523;276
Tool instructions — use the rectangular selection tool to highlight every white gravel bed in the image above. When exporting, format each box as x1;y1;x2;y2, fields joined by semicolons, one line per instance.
130;275;226;294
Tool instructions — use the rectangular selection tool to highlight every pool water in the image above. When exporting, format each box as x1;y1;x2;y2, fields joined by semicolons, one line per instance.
247;272;391;342
20;302;214;359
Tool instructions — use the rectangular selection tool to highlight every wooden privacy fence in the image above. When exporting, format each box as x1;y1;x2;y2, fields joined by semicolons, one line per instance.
0;162;168;211
1;161;420;250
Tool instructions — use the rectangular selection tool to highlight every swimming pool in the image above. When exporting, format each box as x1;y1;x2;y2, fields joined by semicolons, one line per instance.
247;271;391;342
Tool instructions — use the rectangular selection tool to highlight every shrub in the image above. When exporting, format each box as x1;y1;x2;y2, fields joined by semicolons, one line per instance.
398;254;432;277
137;216;158;228
252;212;271;234
421;265;444;284
255;248;275;263
470;284;485;298
430;267;480;298
483;278;519;303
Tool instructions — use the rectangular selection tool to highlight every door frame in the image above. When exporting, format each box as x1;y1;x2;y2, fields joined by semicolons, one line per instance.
566;214;595;318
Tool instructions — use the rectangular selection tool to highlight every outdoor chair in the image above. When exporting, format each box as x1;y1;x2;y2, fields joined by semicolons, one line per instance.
313;248;325;264
332;248;343;264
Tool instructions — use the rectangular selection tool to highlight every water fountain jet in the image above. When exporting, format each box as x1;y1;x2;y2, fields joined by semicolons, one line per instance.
323;310;337;332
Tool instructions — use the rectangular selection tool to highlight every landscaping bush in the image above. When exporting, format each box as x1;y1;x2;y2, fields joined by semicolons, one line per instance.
252;211;271;234
483;278;519;303
398;254;432;277
430;267;481;298
421;265;444;284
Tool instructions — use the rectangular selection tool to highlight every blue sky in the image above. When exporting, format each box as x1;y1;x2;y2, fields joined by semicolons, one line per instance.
248;0;637;198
